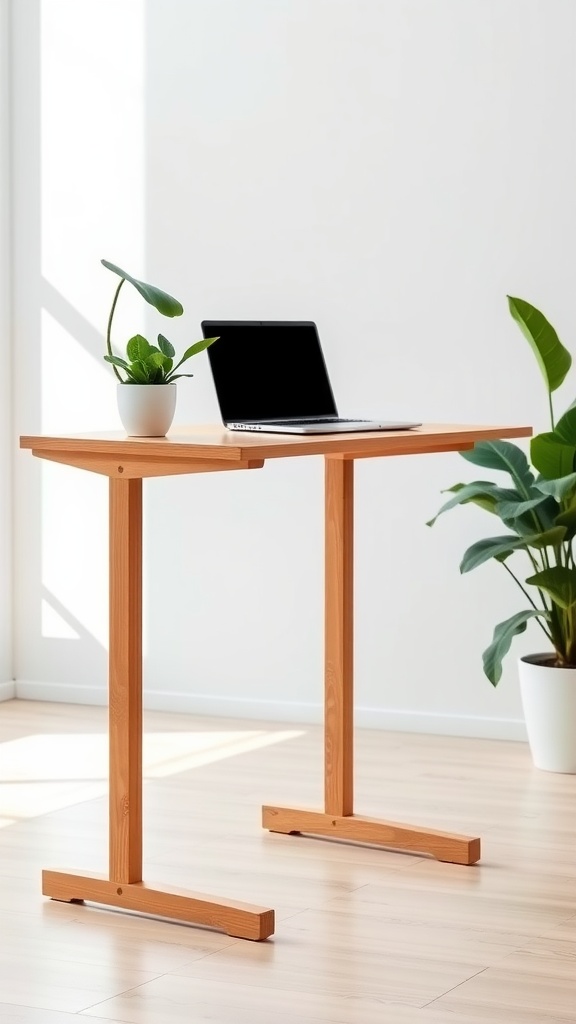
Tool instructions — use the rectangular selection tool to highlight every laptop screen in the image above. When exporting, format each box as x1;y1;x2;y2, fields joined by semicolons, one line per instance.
202;321;338;422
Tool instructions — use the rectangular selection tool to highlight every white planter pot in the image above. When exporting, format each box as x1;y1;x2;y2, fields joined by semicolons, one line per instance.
518;654;576;773
117;383;177;437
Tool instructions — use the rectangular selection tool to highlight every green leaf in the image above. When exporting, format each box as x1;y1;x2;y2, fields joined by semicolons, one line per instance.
527;525;567;547
531;432;576;479
555;505;576;539
460;527;567;573
553;405;576;447
460;441;535;496
158;334;175;358
164;372;194;383
533;408;576;479
460;535;525;572
427;482;520;527
507;296;571;394
170;335;219;373
122;368;145;384
482;610;547;686
126;334;152;362
101;260;183;317
146;351;170;370
526;566;576;609
534;472;576;501
504;496;559;537
496;495;554;520
125;359;149;383
104;355;129;370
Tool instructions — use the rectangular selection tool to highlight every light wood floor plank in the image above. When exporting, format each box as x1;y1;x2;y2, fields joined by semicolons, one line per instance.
0;1008;126;1024
434;950;576;1020
0;699;575;1024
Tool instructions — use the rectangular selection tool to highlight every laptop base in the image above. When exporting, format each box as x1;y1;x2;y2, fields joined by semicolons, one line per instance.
226;420;421;435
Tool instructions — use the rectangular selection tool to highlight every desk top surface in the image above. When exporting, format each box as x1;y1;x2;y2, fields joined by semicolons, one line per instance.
21;423;532;463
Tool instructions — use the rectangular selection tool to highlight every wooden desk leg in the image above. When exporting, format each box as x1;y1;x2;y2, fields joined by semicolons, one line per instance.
324;457;354;817
109;476;143;883
43;477;274;940
263;456;481;866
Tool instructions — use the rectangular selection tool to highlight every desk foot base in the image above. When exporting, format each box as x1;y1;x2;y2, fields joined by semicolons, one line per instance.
262;806;480;865
42;870;275;940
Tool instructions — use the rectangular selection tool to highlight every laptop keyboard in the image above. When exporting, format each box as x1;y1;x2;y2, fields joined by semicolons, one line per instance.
272;417;372;425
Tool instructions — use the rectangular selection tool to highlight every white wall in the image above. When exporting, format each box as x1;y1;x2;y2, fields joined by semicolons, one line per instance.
0;0;14;697
13;0;144;696
12;0;576;737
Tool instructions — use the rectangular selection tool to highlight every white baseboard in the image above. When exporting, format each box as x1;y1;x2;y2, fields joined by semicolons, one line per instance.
0;680;16;701
16;681;108;706
14;680;528;741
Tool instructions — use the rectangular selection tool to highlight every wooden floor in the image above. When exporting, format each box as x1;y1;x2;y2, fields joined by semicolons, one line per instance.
1;699;575;1023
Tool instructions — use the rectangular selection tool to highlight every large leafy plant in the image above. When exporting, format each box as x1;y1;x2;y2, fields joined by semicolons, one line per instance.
429;296;576;685
102;259;218;384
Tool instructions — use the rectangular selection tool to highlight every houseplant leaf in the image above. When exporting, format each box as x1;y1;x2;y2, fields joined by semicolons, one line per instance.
124;360;149;384
553;405;576;446
460;440;535;495
495;492;559;536
534;472;576;501
460;535;525;572
483;610;547;686
126;334;153;362
526;566;576;609
535;474;576;536
507;296;571;394
146;351;171;371
158;334;176;358
496;495;554;521
104;355;130;371
170;336;220;373
555;506;576;537
426;482;520;526
101;260;183;317
525;526;567;548
530;410;576;479
460;527;566;573
530;432;576;479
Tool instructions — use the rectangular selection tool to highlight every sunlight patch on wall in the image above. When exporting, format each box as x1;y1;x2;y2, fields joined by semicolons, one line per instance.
41;309;118;434
41;459;108;646
38;0;145;650
41;598;80;640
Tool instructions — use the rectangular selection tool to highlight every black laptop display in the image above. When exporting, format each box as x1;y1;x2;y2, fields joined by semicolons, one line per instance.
202;320;420;435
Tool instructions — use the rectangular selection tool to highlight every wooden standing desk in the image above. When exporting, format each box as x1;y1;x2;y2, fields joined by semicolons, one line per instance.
20;423;531;939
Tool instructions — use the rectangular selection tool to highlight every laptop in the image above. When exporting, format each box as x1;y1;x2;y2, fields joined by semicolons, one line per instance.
201;320;421;435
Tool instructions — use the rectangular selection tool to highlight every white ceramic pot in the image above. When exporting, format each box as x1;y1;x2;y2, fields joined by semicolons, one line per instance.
518;654;576;773
117;383;177;437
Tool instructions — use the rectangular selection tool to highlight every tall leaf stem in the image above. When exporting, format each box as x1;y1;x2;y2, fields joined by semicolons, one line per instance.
500;561;553;643
526;505;551;573
548;390;555;431
106;278;125;382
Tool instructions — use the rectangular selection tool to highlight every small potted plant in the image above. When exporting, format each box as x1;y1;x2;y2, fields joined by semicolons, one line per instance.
429;296;576;772
102;259;218;436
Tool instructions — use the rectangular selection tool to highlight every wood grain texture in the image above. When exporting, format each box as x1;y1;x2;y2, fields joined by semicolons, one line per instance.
20;421;532;466
262;806;481;864
324;457;354;816
31;451;265;478
42;871;274;940
109;478;143;883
